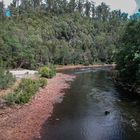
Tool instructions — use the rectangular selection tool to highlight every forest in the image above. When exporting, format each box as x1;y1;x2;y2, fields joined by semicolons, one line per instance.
0;0;139;91
0;0;128;68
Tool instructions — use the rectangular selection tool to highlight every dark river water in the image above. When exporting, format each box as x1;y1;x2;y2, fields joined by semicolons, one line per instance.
38;67;140;140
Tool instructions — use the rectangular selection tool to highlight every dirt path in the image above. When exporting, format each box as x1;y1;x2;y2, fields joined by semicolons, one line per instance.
0;73;75;140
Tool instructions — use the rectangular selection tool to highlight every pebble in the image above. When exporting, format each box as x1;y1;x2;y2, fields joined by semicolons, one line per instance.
56;118;60;121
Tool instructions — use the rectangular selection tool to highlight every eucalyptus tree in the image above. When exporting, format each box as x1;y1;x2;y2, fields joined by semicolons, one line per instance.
85;0;91;17
96;2;109;21
68;0;76;12
77;0;85;14
100;2;110;21
32;0;42;9
20;0;33;11
91;1;95;19
0;1;4;20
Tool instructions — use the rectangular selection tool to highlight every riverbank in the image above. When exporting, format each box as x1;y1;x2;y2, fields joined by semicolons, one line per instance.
114;78;140;95
57;64;116;71
0;73;75;140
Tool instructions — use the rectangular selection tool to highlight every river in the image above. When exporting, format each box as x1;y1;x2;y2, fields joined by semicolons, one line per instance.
38;67;140;140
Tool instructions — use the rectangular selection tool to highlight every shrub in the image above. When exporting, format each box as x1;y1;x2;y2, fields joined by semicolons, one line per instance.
116;21;140;85
4;78;47;105
38;78;48;88
17;78;39;93
39;66;51;78
39;66;56;78
0;67;16;89
3;93;17;105
49;65;56;77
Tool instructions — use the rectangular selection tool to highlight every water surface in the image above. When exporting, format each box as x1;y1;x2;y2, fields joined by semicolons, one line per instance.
39;67;140;140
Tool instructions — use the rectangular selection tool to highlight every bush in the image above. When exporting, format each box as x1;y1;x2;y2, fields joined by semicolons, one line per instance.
17;78;39;93
39;66;56;78
38;78;48;88
0;68;16;89
4;78;47;105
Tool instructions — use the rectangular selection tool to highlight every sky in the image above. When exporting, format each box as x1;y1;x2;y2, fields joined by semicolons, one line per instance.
94;0;137;15
1;0;139;15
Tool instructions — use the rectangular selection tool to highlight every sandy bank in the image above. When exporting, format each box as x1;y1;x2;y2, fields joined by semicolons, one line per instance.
0;73;75;140
10;70;37;79
57;64;116;71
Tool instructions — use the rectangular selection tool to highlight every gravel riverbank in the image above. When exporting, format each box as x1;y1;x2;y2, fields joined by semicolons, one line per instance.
0;73;75;140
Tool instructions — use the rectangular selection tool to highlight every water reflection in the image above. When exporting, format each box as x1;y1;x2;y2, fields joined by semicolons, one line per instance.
37;68;140;140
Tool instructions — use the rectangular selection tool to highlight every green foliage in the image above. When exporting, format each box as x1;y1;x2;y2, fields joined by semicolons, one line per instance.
0;67;16;89
38;78;48;88
116;20;140;85
39;66;56;78
4;78;47;105
39;67;51;78
0;1;128;69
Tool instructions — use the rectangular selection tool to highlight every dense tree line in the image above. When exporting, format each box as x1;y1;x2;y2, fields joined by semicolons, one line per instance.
0;0;128;69
116;20;140;88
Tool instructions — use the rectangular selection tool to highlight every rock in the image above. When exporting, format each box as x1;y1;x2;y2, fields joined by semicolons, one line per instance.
104;111;110;115
130;119;137;127
56;118;60;121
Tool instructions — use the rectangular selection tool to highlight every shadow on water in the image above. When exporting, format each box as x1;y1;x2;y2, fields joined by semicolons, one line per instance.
34;67;140;140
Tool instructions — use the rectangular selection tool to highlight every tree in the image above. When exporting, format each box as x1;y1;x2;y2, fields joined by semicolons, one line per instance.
68;0;76;12
32;0;42;9
0;1;4;20
116;20;140;85
96;2;109;21
85;0;91;17
77;0;84;14
91;2;95;19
